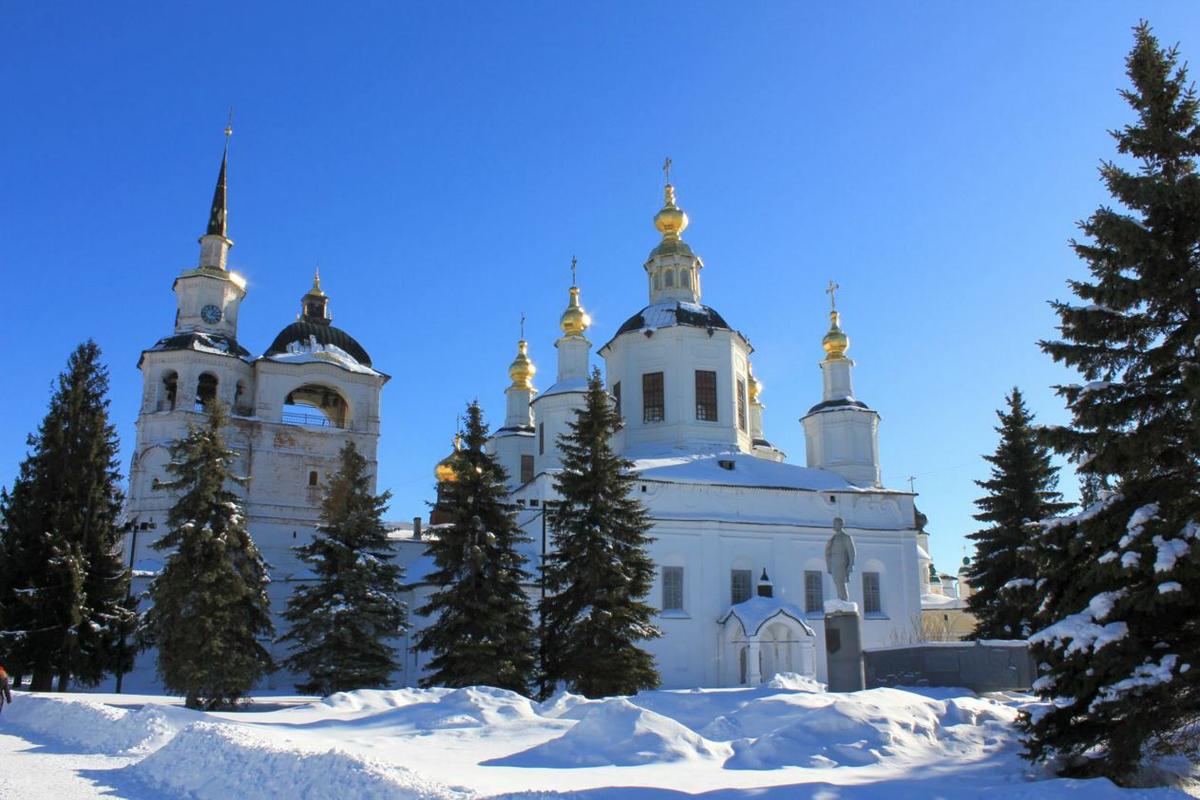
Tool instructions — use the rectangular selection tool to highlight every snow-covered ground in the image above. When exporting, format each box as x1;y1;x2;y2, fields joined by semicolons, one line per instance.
0;677;1193;799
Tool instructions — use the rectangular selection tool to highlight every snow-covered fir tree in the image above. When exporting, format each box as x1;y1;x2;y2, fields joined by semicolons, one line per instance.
140;403;274;709
1024;23;1200;780
539;368;660;698
965;388;1071;639
0;341;133;691
280;441;406;695
416;402;536;695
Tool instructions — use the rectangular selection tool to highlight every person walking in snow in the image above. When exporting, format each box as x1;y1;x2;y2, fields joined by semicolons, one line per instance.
0;665;12;714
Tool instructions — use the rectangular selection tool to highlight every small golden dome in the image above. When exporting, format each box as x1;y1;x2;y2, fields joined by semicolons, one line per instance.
822;310;850;360
560;286;591;337
653;184;689;239
748;372;762;404
508;339;536;389
305;268;325;298
434;435;462;482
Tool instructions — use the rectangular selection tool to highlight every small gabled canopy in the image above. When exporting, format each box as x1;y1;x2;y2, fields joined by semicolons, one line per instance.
718;596;816;638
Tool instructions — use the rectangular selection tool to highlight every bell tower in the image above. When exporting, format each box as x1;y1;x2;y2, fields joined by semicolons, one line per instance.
172;121;247;341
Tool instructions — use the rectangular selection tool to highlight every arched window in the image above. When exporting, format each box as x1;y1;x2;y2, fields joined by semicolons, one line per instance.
195;373;218;412
160;371;178;412
308;470;319;486
664;270;675;288
234;381;250;415
282;384;348;428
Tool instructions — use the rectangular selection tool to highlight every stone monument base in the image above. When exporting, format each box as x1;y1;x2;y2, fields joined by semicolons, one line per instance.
824;607;865;692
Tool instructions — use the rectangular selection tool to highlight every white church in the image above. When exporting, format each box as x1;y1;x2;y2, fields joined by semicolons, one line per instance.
122;137;923;691
393;175;924;688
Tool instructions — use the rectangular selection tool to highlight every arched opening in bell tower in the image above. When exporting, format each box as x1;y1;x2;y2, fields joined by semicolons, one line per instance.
195;373;218;412
160;371;178;412
281;383;349;429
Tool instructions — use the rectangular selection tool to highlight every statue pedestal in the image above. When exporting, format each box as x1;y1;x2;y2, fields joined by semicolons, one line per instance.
824;603;865;692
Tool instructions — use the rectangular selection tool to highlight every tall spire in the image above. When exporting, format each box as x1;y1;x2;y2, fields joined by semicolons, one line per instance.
206;119;231;236
197;116;235;271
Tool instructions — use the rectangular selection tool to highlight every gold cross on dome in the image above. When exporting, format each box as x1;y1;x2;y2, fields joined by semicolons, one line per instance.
520;312;526;340
662;156;672;185
570;255;577;286
826;280;840;310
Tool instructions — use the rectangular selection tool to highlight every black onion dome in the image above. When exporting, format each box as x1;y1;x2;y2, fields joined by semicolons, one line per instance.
264;320;372;366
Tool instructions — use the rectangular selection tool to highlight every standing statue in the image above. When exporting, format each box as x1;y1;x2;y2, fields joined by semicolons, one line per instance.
824;517;857;602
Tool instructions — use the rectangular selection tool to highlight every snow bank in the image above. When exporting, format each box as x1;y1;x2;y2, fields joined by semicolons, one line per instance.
490;698;728;767
131;722;468;800
4;693;195;754
312;685;540;730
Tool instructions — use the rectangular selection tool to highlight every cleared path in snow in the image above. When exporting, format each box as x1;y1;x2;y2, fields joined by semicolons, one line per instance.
0;731;143;800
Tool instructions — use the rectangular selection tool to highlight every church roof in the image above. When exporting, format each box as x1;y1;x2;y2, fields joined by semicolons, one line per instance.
627;449;858;492
804;397;873;415
718;596;816;638
614;300;732;338
264;320;373;366
140;331;252;365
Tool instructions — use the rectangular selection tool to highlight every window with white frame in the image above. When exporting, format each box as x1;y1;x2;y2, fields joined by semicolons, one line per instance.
730;569;752;604
804;570;824;613
863;571;882;615
662;566;684;612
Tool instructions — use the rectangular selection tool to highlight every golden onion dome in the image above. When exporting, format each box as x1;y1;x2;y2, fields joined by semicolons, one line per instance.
508;339;536;389
560;286;591;337
305;269;326;297
434;435;462;482
653;184;689;239
822;310;850;360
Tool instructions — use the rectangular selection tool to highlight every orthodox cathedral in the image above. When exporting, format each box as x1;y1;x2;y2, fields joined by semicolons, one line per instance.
122;135;923;691
393;174;923;688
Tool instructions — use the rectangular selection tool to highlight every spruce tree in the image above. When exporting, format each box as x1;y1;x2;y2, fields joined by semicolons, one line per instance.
1024;23;1200;780
280;441;406;695
965;388;1071;640
140;403;274;709
415;402;536;694
0;341;132;691
540;368;660;698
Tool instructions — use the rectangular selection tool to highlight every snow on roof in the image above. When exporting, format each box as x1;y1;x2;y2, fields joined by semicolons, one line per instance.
262;335;381;376
921;592;967;610
536;376;590;399
718;595;816;637
627;448;859;492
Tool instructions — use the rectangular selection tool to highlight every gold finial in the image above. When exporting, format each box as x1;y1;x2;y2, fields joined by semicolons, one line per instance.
225;107;234;139
822;285;850;361
508;336;536;390
654;162;689;239
560;259;591;337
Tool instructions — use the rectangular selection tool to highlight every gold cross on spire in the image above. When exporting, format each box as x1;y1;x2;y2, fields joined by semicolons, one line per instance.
826;279;840;311
519;312;526;340
570;255;577;287
225;107;234;138
662;156;672;186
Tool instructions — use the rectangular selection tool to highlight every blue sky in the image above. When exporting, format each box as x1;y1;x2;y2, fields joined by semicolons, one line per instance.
4;3;1198;574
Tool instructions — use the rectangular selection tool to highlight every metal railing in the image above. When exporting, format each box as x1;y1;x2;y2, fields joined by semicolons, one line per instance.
281;410;343;428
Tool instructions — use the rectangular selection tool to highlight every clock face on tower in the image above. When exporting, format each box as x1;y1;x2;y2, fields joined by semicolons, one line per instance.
201;304;223;324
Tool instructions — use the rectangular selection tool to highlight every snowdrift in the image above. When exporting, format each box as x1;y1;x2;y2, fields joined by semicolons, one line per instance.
311;685;541;731
131;722;469;800
489;698;728;767
4;692;196;754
